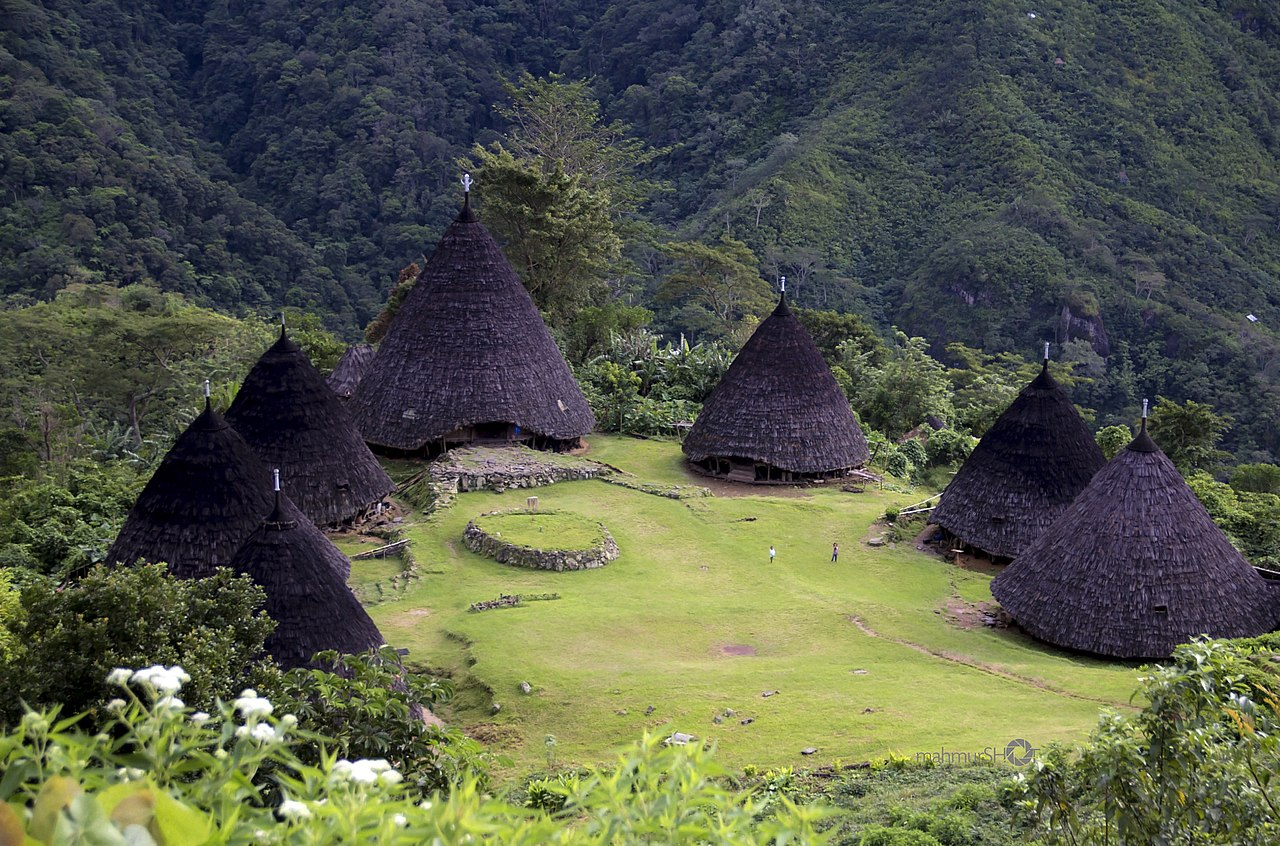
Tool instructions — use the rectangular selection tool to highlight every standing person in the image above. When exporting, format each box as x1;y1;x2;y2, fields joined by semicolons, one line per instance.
831;542;839;562
769;545;776;563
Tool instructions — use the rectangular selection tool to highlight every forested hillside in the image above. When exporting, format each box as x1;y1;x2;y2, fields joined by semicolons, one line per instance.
5;0;1280;454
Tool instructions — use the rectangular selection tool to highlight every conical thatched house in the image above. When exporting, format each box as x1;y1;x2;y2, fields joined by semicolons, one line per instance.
931;358;1105;559
327;343;375;400
350;192;594;454
682;292;870;483
229;481;382;669
106;397;272;579
991;421;1278;659
226;330;393;526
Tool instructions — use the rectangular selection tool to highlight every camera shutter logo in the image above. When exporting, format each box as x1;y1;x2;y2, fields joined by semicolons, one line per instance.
1005;738;1036;766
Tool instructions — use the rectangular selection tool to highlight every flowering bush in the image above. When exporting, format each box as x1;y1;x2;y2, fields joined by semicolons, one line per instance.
0;666;834;844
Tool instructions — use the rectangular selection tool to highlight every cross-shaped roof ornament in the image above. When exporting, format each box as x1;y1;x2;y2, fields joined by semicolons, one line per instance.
461;173;473;193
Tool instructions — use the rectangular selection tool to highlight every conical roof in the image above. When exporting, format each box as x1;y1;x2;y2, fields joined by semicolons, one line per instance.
106;400;272;579
326;343;376;400
991;424;1278;659
226;332;393;526
350;197;594;450
931;362;1106;558
682;294;870;474
229;489;383;669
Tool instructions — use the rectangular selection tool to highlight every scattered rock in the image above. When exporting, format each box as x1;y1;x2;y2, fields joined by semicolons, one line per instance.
616;709;628;716
732;516;758;523
712;716;723;724
740;718;754;726
867;537;885;547
761;690;779;698
801;747;818;756
852;669;868;675
862;708;876;714
665;732;695;746
490;702;501;714
723;709;736;717
645;705;655;715
519;681;532;694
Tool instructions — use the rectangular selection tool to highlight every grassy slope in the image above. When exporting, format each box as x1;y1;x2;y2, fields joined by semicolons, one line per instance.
368;436;1137;777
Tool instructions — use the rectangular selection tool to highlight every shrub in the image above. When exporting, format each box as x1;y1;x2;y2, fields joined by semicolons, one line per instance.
0;670;837;845
923;428;976;467
0;564;274;728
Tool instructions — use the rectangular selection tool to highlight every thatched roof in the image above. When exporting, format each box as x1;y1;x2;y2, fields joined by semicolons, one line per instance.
991;424;1279;659
327;343;375;400
931;361;1105;558
106;399;272;579
226;331;393;526
682;293;869;474
229;489;382;669
350;196;594;451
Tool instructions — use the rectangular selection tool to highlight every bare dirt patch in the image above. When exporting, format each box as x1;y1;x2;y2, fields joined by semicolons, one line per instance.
387;608;433;627
720;644;757;656
467;723;524;748
944;597;999;631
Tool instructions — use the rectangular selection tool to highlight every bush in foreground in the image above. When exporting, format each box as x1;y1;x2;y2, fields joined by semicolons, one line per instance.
0;666;833;845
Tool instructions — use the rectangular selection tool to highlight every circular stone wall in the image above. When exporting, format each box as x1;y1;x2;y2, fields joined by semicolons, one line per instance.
463;510;618;571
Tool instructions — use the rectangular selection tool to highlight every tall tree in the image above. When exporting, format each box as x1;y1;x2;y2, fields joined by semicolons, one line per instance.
468;74;662;327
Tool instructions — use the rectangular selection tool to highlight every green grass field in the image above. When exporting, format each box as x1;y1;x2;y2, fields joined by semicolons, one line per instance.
473;511;605;550
365;436;1139;778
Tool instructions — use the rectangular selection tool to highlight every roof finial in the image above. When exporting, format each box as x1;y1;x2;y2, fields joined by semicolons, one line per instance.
1141;397;1149;432
780;275;786;294
279;311;287;339
273;468;281;492
203;378;211;412
461;172;473;213
1043;341;1050;362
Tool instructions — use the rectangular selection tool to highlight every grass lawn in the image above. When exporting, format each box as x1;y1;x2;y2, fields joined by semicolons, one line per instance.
472;511;604;550
364;435;1140;779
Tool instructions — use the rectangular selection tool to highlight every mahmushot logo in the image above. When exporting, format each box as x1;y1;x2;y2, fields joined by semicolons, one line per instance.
914;738;1037;766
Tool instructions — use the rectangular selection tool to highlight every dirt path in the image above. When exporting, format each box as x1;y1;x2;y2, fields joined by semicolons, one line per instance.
846;614;1132;708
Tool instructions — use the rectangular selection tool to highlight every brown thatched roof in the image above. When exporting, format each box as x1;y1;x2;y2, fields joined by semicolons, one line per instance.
991;424;1278;659
226;332;393;526
106;400;273;579
931;362;1105;558
229;490;383;669
350;197;594;451
682;294;869;474
326;344;376;400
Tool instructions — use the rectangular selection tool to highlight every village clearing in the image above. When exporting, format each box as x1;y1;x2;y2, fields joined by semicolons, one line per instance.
341;435;1140;778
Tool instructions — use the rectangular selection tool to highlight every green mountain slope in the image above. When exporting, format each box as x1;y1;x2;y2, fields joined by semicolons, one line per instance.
4;0;1280;453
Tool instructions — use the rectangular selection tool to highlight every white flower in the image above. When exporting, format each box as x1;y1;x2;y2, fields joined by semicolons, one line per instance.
214;748;228;760
392;814;408;827
233;691;274;719
155;696;184;712
249;722;277;744
330;758;396;786
281;714;298;727
107;699;127;712
116;767;145;782
191;712;210;726
130;665;187;695
277;799;312;821
107;668;132;686
419;800;433;811
348;761;379;785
